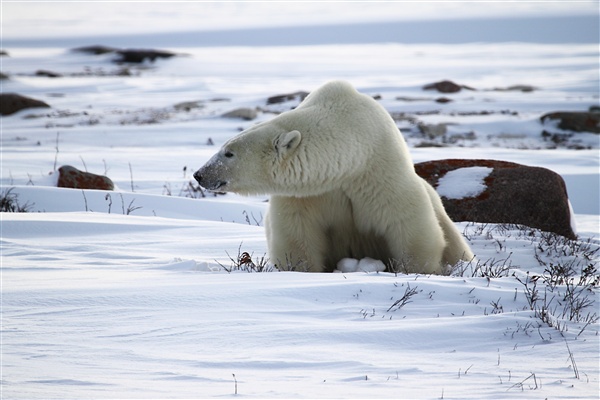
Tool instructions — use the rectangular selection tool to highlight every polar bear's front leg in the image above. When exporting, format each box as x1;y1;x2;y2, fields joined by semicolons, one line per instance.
266;195;329;272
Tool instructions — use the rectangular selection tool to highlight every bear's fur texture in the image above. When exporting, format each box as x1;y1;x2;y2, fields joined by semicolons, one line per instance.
195;80;474;273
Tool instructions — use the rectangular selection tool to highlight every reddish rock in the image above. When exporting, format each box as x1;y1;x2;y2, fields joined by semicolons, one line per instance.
414;159;576;239
1;93;50;116
58;165;114;191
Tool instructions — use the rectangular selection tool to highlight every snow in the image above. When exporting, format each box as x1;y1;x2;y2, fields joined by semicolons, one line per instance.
436;167;493;200
1;4;599;399
336;258;387;274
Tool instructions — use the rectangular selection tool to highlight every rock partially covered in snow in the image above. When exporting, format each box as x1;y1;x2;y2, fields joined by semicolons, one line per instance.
541;111;600;133
222;107;258;120
415;159;576;239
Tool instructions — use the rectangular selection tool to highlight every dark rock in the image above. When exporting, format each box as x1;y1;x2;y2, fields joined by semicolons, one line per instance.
57;165;114;191
114;49;177;63
540;111;600;134
423;80;475;93
174;101;204;112
72;45;118;55
267;91;309;105
35;70;62;78
415;159;576;239
435;97;453;103
0;72;8;80
0;50;8;56
492;85;537;92
0;93;50;116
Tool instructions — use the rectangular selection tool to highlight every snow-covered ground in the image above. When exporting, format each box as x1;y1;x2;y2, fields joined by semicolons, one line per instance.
1;3;599;399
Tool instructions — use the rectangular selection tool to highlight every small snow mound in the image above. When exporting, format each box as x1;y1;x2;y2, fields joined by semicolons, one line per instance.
336;257;386;273
154;258;221;272
337;258;359;272
436;166;493;200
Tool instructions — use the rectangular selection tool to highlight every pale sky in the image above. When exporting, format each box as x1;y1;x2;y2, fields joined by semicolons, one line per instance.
2;1;597;40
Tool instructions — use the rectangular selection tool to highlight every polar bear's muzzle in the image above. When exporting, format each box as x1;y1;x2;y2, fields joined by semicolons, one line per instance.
193;168;227;191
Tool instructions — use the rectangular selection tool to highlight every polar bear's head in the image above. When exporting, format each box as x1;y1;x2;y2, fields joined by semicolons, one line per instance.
194;116;304;196
194;80;399;196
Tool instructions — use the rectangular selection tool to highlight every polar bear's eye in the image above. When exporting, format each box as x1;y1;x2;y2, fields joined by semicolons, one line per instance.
224;151;234;158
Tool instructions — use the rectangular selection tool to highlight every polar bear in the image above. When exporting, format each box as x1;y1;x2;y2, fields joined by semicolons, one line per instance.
194;80;474;274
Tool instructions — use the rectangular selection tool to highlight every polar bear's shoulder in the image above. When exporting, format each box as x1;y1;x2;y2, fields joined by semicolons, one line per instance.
300;80;361;107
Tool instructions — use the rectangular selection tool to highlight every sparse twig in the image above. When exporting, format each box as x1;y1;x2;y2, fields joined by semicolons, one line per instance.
105;193;112;213
79;155;88;172
53;132;60;171
387;283;419;312
564;339;579;379
507;372;539;392
129;162;135;192
81;190;89;211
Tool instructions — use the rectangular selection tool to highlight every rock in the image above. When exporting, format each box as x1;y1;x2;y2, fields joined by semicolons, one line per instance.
57;165;114;191
0;93;50;116
222;107;258;120
396;96;431;102
418;123;448;138
174;101;204;112
540;111;600;134
114;49;177;63
0;50;8;56
423;80;475;93
0;72;8;80
414;159;576;239
71;45;118;55
492;85;537;92
35;70;62;78
267;91;309;105
435;97;453;103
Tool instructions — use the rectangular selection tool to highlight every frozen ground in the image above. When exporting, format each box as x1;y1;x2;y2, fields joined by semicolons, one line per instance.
1;3;599;399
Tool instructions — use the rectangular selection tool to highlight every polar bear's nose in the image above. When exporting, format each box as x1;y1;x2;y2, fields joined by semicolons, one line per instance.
193;170;202;185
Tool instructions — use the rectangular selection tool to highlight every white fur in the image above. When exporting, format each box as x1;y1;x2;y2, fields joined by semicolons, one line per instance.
195;80;474;273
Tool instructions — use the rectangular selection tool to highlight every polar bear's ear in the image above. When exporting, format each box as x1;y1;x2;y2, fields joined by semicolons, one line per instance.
274;130;302;158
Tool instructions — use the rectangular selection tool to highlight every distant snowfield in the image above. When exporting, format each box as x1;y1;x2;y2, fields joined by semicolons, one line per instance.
2;5;599;399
